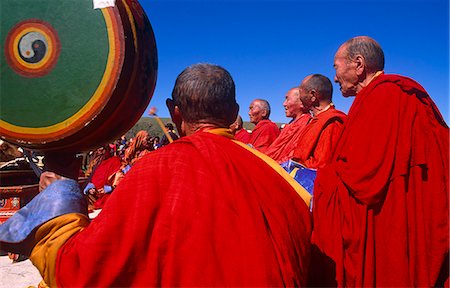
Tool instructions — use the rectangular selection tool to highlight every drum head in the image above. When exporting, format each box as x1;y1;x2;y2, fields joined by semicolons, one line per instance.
1;0;157;152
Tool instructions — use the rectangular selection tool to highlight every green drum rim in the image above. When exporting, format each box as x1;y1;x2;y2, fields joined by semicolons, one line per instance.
0;0;124;140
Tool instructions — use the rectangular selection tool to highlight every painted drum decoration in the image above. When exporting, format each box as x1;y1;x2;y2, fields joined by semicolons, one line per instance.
0;0;157;152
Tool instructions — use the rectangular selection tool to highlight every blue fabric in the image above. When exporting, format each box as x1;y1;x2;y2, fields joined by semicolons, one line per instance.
280;160;317;196
103;185;113;194
0;179;87;243
122;164;131;174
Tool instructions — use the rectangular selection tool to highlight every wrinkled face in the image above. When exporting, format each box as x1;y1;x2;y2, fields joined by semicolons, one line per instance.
334;45;359;97
283;89;305;118
248;100;266;124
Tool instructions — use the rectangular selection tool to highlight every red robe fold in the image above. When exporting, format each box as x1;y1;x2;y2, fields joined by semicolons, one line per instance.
248;119;280;153
312;74;449;287
265;113;312;163
56;131;312;287
234;128;251;143
292;107;346;169
90;156;122;209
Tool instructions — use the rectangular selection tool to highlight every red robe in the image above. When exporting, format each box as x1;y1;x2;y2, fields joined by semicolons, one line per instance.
90;156;122;209
312;74;449;287
234;128;251;143
292;107;346;169
56;131;312;287
248;119;280;153
265;113;312;163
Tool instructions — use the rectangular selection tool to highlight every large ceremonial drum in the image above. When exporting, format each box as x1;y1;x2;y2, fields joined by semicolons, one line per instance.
0;0;157;152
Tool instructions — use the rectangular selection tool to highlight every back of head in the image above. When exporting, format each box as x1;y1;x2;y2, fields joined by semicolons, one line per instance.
302;74;333;102
171;63;238;127
344;36;385;73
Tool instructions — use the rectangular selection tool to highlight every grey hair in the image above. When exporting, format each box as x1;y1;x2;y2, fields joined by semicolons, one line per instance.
345;36;385;72
254;99;271;119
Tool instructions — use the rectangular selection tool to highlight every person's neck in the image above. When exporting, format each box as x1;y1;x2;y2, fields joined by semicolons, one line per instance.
358;70;384;92
312;102;334;117
184;122;224;136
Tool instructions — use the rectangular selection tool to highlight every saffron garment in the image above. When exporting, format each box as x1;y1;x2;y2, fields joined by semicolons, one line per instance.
234;128;251;143
292;107;346;169
52;131;311;287
265;113;312;163
312;74;449;287
248;119;280;153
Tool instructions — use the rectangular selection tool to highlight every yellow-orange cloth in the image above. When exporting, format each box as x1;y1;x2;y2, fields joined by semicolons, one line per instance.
29;213;89;287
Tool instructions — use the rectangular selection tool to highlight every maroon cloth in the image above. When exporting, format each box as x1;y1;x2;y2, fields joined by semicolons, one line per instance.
265;113;312;163
248;119;280;153
234;128;251;143
56;131;312;287
312;74;449;287
292;107;346;169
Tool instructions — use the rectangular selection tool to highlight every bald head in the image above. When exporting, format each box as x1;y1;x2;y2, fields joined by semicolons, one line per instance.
298;74;333;113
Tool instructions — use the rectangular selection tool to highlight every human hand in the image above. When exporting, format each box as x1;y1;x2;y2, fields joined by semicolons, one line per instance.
39;171;64;192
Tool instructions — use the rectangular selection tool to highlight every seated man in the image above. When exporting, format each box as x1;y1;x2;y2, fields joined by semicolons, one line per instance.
0;63;312;287
229;115;251;143
247;99;280;153
292;74;346;169
83;145;122;210
265;87;311;163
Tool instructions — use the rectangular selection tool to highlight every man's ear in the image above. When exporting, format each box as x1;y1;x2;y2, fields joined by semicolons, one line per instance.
310;90;318;106
354;55;365;76
166;98;182;131
166;98;175;118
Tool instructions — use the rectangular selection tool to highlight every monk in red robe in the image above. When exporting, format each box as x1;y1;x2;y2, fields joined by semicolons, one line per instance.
0;64;312;287
83;146;122;209
265;87;311;163
230;115;251;143
292;74;346;169
312;36;449;287
248;99;280;153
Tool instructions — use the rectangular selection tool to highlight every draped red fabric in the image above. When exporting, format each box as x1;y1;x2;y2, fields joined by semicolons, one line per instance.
292;107;346;169
265;113;311;163
234;128;251;143
248;119;280;153
90;156;122;209
56;131;312;287
312;74;449;287
90;156;121;190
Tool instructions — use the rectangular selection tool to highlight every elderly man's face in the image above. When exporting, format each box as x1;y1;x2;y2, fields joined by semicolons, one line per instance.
334;44;359;97
283;89;306;119
248;101;266;124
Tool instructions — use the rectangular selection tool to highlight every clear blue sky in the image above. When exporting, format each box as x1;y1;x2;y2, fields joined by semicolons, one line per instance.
141;0;449;125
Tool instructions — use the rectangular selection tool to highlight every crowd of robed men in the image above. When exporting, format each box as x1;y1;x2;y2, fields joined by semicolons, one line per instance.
0;36;448;287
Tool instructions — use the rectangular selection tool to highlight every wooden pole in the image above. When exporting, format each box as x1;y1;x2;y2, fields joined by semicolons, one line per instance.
148;107;173;143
